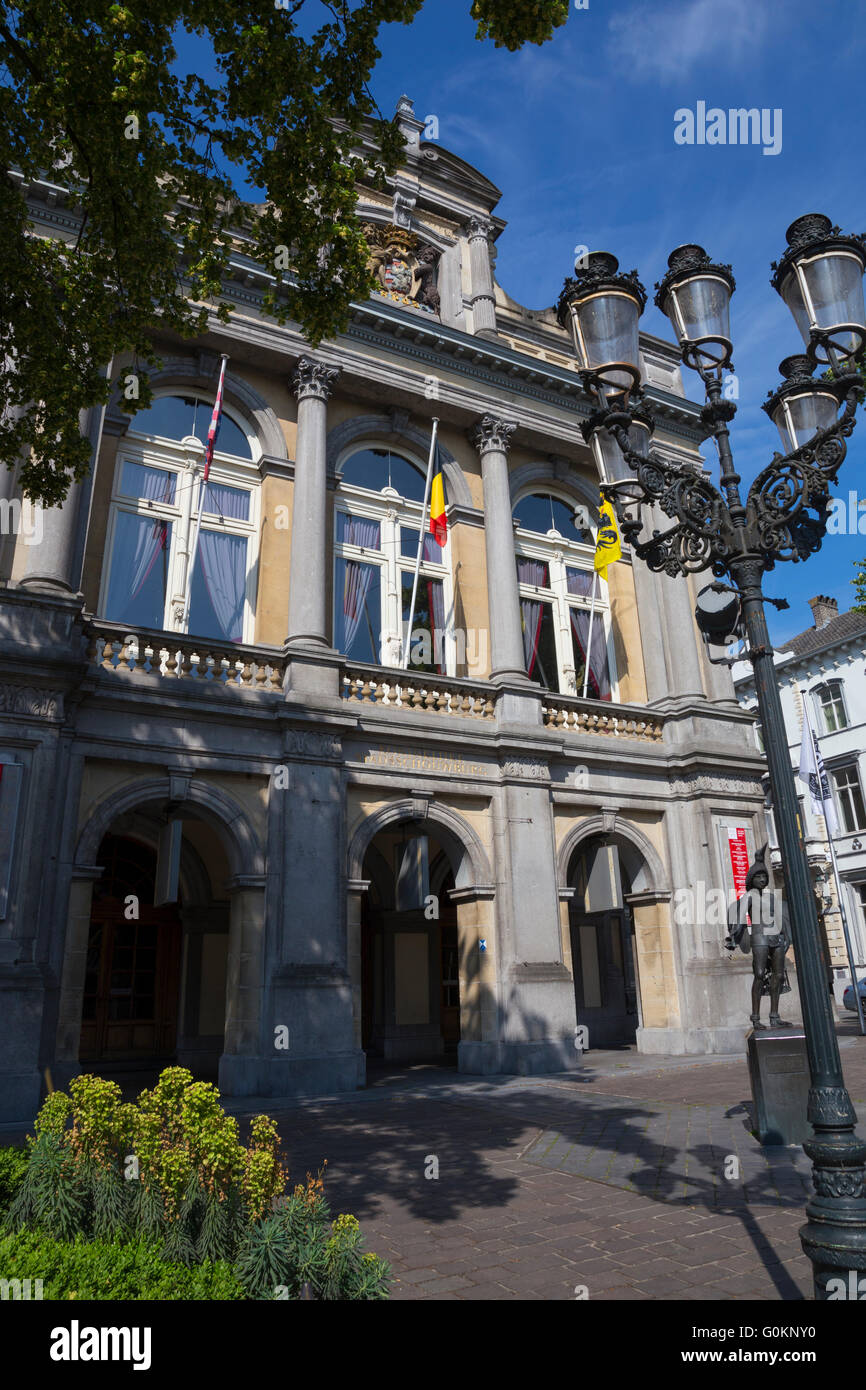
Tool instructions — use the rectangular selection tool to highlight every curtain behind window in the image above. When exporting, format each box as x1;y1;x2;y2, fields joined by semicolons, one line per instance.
567;568;611;700
196;531;247;642
518;557;547;675
338;517;381;653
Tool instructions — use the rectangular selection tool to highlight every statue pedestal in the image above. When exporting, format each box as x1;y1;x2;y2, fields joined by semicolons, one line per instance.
747;1025;811;1146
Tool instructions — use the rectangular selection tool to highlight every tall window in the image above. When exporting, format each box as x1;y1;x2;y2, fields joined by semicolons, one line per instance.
334;446;452;673
814;680;848;733
513;491;613;698
833;765;866;834
100;394;259;643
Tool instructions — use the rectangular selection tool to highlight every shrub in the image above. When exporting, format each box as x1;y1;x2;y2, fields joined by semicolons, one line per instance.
0;1148;29;1212
242;1172;390;1301
5;1067;388;1298
0;1229;244;1300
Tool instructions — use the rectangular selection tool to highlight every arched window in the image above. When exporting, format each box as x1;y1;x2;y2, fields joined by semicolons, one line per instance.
813;680;848;733
512;490;614;699
99;392;259;642
334;445;453;673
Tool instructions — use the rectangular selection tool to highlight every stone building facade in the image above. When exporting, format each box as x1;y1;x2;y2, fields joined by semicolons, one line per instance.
0;98;774;1122
734;595;866;1003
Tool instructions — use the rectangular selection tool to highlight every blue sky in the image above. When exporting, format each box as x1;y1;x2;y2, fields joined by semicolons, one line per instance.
180;0;866;643
364;0;866;645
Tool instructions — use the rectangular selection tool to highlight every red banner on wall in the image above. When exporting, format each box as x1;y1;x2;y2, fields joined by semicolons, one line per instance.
728;827;749;898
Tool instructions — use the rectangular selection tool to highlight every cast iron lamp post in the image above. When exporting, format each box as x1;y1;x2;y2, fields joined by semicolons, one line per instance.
558;214;866;1299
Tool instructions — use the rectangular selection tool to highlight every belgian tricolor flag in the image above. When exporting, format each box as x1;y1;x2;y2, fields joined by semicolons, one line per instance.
429;444;447;547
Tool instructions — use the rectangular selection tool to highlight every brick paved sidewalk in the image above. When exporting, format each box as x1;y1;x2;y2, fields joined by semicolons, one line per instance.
237;1034;866;1301
231;1031;866;1301
4;1028;864;1300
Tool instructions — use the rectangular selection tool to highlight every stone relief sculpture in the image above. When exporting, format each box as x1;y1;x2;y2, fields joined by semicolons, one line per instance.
363;223;440;314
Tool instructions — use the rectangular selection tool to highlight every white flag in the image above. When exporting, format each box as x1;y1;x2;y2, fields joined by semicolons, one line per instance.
799;695;839;836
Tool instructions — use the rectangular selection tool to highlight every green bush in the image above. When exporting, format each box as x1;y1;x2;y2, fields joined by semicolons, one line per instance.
237;1179;390;1301
0;1228;244;1300
0;1148;29;1212
5;1068;390;1300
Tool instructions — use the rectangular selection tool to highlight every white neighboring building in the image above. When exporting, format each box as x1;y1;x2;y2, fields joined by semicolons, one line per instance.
734;595;866;1003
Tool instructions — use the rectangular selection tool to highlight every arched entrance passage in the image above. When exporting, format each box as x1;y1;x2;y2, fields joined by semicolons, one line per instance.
347;801;495;1070
566;834;641;1047
561;821;671;1050
59;778;265;1090
361;823;457;1060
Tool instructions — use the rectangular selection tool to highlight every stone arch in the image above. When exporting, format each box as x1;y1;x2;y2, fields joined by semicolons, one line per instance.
327;413;472;508
75;776;264;882
557;816;670;898
509;460;600;515
106;353;289;461
57;776;266;1078
91;809;214;907
348;799;493;894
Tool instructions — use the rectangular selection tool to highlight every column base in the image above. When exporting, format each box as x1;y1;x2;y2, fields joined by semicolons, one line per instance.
637;1024;749;1055
458;1039;582;1076
15;576;81;598
218;1050;366;1099
282;641;343;697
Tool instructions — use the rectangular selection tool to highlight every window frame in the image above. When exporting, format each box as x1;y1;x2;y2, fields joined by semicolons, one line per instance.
98;406;260;643
812;679;849;734
831;762;866;834
513;490;618;699
334;442;455;674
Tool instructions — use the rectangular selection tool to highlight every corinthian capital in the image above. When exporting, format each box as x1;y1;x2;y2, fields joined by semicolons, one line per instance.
471;414;516;456
465;214;494;242
293;357;341;402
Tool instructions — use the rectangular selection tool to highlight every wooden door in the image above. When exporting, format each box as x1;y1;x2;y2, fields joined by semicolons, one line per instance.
80;898;182;1061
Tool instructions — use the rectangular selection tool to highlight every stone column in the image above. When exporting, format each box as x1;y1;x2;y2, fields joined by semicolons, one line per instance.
16;404;103;596
287;357;341;647
465;216;498;340
54;867;102;1071
471;415;526;683
219;877;266;1095
650;503;705;699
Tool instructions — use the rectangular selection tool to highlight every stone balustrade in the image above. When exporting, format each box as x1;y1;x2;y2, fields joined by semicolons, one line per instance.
342;664;496;719
542;695;665;742
85;622;285;691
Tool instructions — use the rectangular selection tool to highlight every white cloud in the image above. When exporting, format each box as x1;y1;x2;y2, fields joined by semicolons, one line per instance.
607;0;771;84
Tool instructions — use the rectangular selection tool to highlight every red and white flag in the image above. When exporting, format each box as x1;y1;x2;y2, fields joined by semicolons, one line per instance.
204;355;228;481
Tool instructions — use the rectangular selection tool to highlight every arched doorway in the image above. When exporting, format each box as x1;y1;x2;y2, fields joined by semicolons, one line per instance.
80;835;183;1068
568;834;641;1047
360;821;461;1062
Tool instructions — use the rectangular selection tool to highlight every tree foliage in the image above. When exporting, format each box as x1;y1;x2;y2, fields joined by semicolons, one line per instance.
0;0;568;503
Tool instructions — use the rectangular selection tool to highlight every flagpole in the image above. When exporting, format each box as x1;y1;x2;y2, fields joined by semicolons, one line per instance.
402;417;438;671
581;570;599;700
182;354;228;631
801;687;866;1035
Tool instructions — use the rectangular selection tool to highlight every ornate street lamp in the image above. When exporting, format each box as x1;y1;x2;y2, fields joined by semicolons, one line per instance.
771;214;866;367
557;251;647;403
562;215;866;1299
764;354;852;454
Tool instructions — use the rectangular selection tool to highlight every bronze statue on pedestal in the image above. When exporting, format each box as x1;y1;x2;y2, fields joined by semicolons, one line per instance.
725;847;793;1029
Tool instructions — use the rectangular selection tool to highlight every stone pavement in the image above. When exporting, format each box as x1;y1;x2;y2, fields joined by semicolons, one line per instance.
4;1023;865;1300
231;1028;866;1301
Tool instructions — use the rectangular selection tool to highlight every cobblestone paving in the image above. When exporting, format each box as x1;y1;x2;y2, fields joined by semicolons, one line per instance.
5;1028;864;1300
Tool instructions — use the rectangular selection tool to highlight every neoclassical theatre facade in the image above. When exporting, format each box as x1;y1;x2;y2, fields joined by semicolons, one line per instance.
0;99;775;1121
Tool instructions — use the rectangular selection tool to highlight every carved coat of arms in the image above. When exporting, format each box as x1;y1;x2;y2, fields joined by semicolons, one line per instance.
363;223;440;313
